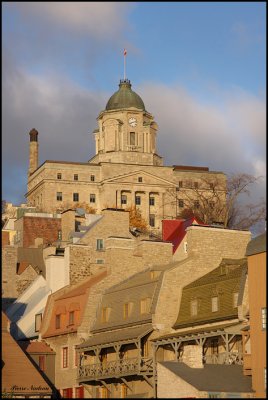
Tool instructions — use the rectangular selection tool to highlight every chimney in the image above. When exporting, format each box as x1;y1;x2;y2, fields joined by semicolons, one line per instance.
28;128;39;176
182;345;204;368
61;209;76;241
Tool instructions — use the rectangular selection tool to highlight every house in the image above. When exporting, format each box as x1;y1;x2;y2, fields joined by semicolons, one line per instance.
39;271;107;398
242;232;266;398
2;311;56;398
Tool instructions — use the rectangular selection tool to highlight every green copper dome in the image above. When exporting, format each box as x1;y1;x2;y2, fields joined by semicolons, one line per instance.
106;79;145;111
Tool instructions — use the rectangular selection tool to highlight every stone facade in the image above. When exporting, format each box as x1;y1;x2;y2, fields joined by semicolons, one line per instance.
25;79;226;234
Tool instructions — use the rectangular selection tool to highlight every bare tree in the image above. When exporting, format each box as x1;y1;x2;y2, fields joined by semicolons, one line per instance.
176;173;265;231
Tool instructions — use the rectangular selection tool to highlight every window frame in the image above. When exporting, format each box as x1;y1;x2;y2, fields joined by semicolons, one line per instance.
149;214;155;227
190;299;198;316
74;174;78;181
178;199;184;208
69;311;74;325
57;173;62;180
96;239;104;251
90;193;96;203
35;313;42;332
90;175;95;182
121;194;127;205
261;307;266;330
62;346;68;369
135;195;141;205
55;314;61;329
56;192;63;201
138;176;143;183
149;197;155;206
211;296;219;313
73;193;79;202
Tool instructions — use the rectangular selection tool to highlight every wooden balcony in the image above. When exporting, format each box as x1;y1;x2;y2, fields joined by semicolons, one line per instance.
203;352;243;365
78;357;153;382
243;353;252;375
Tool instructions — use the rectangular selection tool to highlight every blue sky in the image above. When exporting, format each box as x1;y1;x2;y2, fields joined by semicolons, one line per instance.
2;2;266;216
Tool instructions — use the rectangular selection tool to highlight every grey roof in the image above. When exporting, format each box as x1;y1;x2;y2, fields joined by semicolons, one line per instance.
77;324;153;349
160;362;253;393
92;269;165;332
246;232;266;256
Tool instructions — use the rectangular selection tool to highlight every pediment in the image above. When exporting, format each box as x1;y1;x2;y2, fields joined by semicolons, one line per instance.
101;170;178;187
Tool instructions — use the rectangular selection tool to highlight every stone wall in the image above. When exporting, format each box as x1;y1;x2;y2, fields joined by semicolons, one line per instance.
15;216;61;247
2;246;18;304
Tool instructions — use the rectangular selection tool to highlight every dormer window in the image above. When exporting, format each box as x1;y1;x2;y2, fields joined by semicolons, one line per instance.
35;313;42;332
212;296;219;312
69;311;74;325
190;299;198;316
55;314;61;329
101;307;111;323
140;298;151;314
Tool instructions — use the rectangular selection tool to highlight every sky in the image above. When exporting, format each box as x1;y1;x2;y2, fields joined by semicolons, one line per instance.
2;2;266;226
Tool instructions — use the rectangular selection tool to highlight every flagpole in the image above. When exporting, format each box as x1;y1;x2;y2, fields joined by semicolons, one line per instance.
124;49;127;80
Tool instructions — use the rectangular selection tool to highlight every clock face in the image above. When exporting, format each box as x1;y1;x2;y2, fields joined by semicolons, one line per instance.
128;117;137;127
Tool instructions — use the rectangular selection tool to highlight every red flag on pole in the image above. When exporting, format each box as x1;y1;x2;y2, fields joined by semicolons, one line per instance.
124;49;127;56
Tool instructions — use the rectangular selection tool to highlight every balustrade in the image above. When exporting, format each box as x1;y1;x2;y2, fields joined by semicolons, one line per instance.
203;352;243;365
78;357;153;381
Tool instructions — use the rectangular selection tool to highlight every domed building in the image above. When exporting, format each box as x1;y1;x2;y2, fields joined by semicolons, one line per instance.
26;78;226;233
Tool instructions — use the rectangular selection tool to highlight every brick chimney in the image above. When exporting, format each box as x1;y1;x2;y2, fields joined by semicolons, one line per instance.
28;128;39;176
182;345;204;368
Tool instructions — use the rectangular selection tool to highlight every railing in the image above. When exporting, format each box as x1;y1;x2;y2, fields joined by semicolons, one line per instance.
203;352;243;365
78;357;153;381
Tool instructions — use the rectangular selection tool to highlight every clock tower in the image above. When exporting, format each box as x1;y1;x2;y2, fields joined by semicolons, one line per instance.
89;79;163;166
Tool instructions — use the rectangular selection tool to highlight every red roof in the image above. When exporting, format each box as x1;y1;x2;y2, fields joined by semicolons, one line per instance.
20;340;55;354
162;217;203;253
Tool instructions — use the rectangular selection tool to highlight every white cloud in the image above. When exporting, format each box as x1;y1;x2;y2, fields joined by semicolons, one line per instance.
14;2;133;38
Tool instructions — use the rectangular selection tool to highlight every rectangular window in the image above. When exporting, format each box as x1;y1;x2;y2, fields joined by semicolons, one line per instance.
73;193;79;202
62;388;72;398
140;298;151;314
233;292;239;308
90;175;95;182
149;197;155;206
121;194;127;205
96;259;104;264
57;192;62;201
39;355;45;371
101;307;110;323
149;214;155;227
35;313;42;332
178;181;183;188
179;199;184;208
261;308;266;330
138;177;143;182
57;173;62;180
75;387;84;398
191;299;198;316
212;296;219;312
135;196;141;205
74;174;78;181
130;132;135;145
69;311;74;325
96;239;104;250
62;347;68;368
194;200;200;209
90;193;96;203
55;314;61;329
58;230;62;240
123;303;130;319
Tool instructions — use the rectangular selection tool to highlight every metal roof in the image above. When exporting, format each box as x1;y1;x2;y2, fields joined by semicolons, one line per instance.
105;79;145;111
77;324;153;349
246;232;266;256
159;362;253;392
